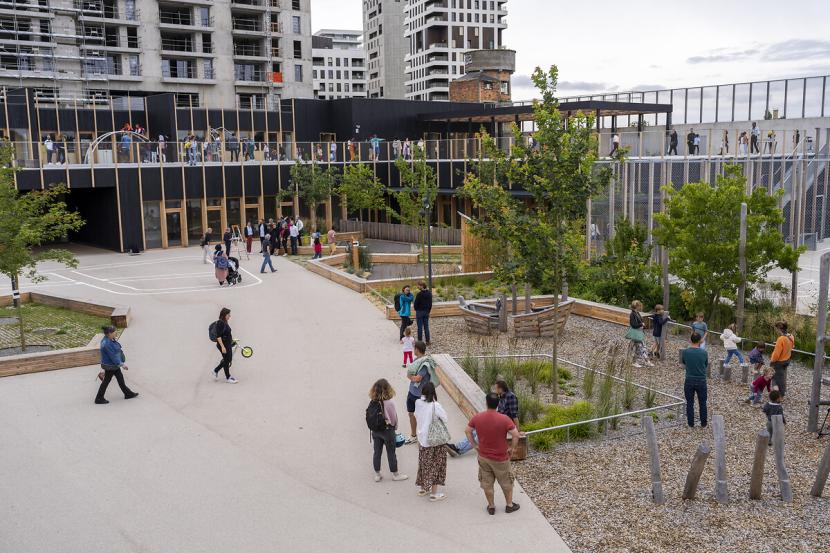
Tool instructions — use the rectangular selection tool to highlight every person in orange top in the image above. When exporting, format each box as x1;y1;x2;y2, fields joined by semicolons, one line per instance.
770;321;795;398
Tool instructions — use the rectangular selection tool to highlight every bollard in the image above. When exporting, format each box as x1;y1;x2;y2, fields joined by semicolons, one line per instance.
719;359;725;377
351;240;360;269
810;436;830;497
713;415;729;503
723;363;732;382
772;415;793;502
741;363;750;384
682;441;711;500
642;416;665;504
749;429;770;500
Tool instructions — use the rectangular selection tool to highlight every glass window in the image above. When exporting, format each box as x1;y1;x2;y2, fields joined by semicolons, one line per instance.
671;90;685;125
804;77;824;118
701;86;717;123
768;80;785;120
785;78;805;119
686;88;701;124
263;196;277;220
186;199;203;242
143;201;162;249
716;85;733;122
734;83;750;121
226;198;241;230
292;16;301;34
295;64;303;82
750;82;767;121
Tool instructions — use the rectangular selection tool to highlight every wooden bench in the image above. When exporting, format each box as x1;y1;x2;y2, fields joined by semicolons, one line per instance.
513;299;575;338
458;295;501;335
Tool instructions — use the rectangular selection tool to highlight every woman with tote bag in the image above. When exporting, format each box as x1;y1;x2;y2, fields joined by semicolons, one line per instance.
626;300;652;368
414;382;449;502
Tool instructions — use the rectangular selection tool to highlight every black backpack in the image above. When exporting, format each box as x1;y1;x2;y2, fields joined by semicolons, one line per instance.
393;293;402;312
365;400;388;431
208;321;219;342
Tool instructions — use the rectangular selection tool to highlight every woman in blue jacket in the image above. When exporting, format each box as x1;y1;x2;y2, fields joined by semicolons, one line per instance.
398;285;415;340
95;325;138;404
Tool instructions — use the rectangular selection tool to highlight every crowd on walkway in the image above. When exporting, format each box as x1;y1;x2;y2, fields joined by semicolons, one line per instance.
662;122;804;157
626;301;795;434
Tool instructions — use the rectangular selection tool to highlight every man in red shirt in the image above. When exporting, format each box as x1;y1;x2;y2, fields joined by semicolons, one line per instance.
466;392;521;515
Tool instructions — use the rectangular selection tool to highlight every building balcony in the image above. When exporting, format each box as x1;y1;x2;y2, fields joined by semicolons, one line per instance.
231;19;263;34
231;0;267;11
158;13;214;30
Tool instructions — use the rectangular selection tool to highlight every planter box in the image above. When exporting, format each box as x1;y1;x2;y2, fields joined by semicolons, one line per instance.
0;333;102;378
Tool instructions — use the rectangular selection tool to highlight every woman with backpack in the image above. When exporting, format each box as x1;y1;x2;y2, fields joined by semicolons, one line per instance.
414;382;448;501
367;379;408;483
396;285;415;340
211;307;238;383
214;245;229;286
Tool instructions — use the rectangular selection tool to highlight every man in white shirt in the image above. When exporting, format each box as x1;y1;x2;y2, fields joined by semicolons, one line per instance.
289;219;299;255
295;216;304;246
43;135;54;164
610;133;620;156
750;122;760;154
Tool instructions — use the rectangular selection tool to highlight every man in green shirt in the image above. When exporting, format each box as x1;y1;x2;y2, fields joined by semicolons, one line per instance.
681;333;709;428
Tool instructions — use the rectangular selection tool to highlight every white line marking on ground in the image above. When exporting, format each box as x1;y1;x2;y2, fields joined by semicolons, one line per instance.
68;266;263;296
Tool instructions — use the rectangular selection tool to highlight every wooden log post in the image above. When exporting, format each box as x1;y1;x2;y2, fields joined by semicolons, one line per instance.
682;441;711;500
749;429;770;500
511;284;518;315
718;359;725;377
351;240;360;269
723;363;732;382
741;363;750;384
713;415;729;504
810;435;830;497
497;293;507;333
524;283;531;314
642;415;665;504
772;414;793;502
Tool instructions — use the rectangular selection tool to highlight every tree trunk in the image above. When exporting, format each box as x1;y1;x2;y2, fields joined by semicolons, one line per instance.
550;220;563;402
12;274;26;352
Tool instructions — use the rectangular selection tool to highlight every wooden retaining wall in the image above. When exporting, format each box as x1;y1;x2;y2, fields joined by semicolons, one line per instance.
339;220;461;245
0;334;102;378
370;253;420;265
386;294;635;327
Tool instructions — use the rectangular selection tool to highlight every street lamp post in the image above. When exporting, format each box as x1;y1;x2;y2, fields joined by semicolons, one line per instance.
422;196;433;290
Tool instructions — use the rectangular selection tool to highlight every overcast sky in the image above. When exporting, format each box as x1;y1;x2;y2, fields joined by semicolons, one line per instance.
312;0;830;100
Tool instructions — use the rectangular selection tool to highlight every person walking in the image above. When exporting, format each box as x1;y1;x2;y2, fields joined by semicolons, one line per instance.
201;227;213;264
223;227;232;256
214;245;229;286
627;300;652;367
719;130;729;155
211;308;238;383
414;382;448;502
650;304;668;359
228;133;239;162
396;285;414;341
750;122;760;154
260;234;277;273
668;129;678;155
770;321;794;398
95;325;139;404
312;237;322;259
244;221;254;253
686;129;696;155
367;379;409;483
682;333;709;428
413;280;433;344
43;134;54;164
610;132;620;156
295;216;304;244
465;392;521;515
401;326;415;368
720;323;746;368
258;219;267;252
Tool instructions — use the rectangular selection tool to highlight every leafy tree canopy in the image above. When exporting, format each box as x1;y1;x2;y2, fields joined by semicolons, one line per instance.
393;147;438;228
653;164;802;316
338;163;389;220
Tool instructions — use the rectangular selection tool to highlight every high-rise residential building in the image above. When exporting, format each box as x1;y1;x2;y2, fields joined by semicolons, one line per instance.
362;0;406;99
311;29;367;100
404;0;507;101
0;0;314;108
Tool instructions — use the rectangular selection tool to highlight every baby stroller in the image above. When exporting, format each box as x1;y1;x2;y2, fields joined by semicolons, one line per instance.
227;257;242;286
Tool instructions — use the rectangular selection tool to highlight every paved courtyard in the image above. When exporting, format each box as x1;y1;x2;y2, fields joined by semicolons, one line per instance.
0;245;570;553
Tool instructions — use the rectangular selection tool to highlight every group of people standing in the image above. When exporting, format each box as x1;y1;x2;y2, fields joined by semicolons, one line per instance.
368;339;523;514
666;123;800;157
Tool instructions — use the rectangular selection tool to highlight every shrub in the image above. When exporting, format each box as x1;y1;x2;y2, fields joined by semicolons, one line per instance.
644;385;657;409
460;354;480;382
524;401;595;451
582;365;596;399
622;367;637;410
481;356;503;390
516;392;544;426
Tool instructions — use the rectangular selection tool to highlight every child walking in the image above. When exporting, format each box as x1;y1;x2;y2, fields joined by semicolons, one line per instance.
312;237;323;259
720;323;746;367
401;327;415;368
691;312;708;350
746;367;774;405
650;304;669;359
368;379;408;483
748;341;766;374
762;390;785;445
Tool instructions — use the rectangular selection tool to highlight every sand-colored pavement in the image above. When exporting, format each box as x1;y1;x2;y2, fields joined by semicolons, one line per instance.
0;246;571;553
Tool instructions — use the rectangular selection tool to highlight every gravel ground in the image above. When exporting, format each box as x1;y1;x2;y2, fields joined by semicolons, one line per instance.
427;314;830;553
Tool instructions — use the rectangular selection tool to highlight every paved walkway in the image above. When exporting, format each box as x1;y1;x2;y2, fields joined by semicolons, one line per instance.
0;246;571;553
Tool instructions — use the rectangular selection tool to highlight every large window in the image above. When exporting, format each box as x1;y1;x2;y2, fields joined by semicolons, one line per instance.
292;15;301;34
143;201;162;249
294;64;303;82
186;199;203;243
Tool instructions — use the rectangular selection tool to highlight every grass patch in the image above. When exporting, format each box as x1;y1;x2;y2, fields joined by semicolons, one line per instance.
0;303;110;352
523;401;595;451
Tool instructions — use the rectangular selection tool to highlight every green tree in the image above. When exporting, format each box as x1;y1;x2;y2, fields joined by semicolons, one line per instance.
653;165;802;318
596;219;656;306
0;143;84;350
462;66;610;397
338;163;388;221
394;147;438;229
290;162;339;229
